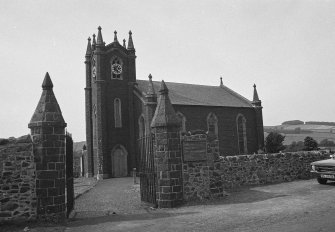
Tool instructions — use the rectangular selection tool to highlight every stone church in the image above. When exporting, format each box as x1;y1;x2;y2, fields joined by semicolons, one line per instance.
84;27;264;179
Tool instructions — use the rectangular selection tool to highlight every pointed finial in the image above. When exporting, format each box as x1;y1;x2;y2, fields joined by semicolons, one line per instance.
114;30;118;43
42;72;53;90
123;39;126;48
85;37;92;56
127;30;135;50
96;26;103;45
151;79;179;128
253;83;260;101
146;74;156;96
92;34;96;46
220;76;223;87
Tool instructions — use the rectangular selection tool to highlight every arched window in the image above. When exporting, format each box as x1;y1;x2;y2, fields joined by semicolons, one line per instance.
176;112;187;133
207;113;218;136
237;114;247;154
114;98;122;128
110;57;123;80
138;115;146;138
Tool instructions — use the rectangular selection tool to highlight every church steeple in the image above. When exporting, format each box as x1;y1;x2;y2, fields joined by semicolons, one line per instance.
96;26;104;46
85;37;92;56
127;30;135;50
252;84;262;107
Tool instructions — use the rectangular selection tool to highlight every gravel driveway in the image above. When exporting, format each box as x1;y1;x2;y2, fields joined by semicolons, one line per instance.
65;178;335;232
4;178;335;232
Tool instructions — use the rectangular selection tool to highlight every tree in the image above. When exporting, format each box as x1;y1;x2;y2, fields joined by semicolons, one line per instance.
265;132;286;153
319;139;335;147
303;136;318;151
285;141;304;152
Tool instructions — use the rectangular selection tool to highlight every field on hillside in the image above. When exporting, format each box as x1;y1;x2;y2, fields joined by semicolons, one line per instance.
264;132;335;145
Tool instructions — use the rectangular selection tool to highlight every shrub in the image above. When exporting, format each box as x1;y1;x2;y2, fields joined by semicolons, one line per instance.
265;132;286;153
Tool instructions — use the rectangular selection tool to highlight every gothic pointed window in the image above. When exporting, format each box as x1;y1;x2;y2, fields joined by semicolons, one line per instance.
176;112;187;133
138;115;146;138
207;113;218;136
237;114;247;154
111;57;123;80
114;98;122;128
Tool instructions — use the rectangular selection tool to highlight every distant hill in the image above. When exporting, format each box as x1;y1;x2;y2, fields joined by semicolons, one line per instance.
282;120;304;125
305;121;335;126
265;120;335;146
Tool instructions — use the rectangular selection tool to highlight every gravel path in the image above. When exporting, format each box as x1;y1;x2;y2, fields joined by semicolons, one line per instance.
72;177;150;218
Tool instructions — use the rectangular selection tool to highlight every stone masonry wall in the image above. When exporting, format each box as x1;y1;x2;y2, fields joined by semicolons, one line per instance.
214;151;330;189
0;135;36;222
182;133;331;203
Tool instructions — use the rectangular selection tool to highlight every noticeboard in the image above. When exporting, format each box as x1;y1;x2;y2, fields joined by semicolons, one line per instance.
183;140;207;161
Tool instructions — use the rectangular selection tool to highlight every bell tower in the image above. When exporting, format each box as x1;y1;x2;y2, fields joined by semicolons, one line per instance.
85;26;137;179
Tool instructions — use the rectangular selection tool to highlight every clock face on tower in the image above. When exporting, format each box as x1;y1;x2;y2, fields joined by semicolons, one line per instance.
111;63;122;75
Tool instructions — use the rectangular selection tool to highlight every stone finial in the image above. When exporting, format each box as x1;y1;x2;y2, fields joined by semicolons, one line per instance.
253;84;259;101
220;76;223;87
127;30;135;50
42;72;53;90
85;37;92;56
114;30;118;43
92;34;96;46
252;83;262;107
29;72;66;128
146;74;156;96
96;26;104;45
151;80;179;128
123;39;126;48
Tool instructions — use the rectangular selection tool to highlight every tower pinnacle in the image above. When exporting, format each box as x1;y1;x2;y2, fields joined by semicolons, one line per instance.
127;30;135;50
92;34;96;48
114;30;118;43
146;74;156;96
85;37;92;56
123;39;126;48
252;84;262;107
96;26;104;45
220;76;223;87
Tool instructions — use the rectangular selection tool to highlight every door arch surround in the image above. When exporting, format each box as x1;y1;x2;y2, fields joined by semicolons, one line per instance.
111;144;128;177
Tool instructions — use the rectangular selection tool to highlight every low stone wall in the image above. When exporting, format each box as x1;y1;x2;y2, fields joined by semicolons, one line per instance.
181;133;331;202
0;135;36;222
215;151;330;189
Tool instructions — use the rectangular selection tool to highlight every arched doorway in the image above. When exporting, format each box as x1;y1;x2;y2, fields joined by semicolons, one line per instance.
111;145;128;177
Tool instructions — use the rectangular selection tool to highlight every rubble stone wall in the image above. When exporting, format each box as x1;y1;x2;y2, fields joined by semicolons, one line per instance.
0;136;37;222
215;151;330;189
182;133;330;202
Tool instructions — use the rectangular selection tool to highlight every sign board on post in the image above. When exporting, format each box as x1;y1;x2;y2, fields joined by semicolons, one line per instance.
183;140;207;161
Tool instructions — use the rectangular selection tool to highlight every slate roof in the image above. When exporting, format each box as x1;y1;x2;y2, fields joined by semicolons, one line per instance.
136;80;254;108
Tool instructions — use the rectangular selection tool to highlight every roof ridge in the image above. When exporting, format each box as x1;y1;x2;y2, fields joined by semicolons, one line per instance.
136;79;222;88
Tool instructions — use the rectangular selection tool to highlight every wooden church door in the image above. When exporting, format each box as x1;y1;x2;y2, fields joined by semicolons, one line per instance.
112;147;128;177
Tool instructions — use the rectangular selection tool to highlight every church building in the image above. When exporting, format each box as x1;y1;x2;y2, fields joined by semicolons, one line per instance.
84;27;264;179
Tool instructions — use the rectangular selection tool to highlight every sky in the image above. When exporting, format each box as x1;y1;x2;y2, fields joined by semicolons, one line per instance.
1;0;335;142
